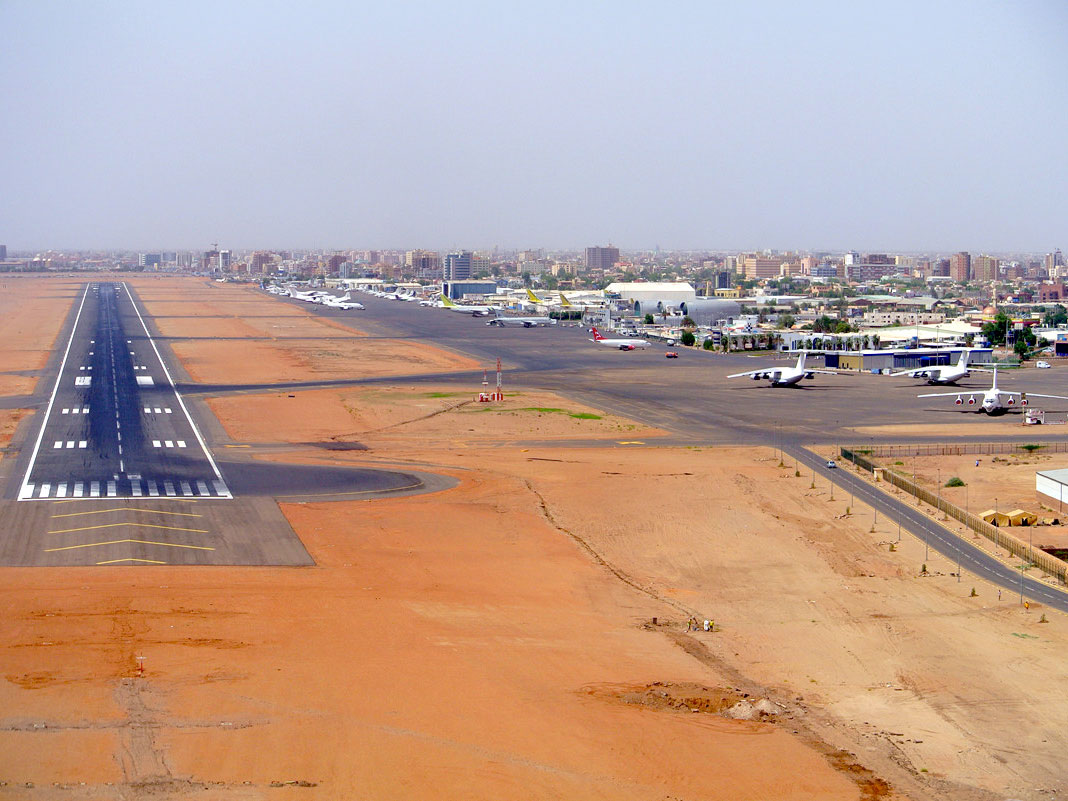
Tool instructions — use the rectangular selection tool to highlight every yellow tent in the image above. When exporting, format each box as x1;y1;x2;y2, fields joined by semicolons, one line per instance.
1007;509;1037;526
980;509;1011;527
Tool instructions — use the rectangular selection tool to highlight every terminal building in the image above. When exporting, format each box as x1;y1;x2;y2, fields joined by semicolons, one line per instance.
1037;468;1068;513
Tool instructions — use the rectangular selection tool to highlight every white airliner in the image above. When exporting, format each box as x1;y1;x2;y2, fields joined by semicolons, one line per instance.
487;315;557;327
727;352;837;387
320;293;364;310
890;349;980;385
589;327;650;350
918;367;1068;414
440;294;495;316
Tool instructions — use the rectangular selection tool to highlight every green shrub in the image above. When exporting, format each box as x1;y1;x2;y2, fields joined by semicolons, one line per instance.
945;476;965;487
680;331;696;347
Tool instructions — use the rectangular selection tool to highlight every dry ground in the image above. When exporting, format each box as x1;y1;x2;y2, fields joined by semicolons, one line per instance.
2;277;1065;800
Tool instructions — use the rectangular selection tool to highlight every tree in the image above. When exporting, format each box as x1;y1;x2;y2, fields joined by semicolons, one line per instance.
1014;339;1030;360
682;316;696;329
1043;304;1067;327
778;313;796;329
834;320;852;334
644;313;654;325
703;337;716;350
982;311;1010;346
680;331;696;347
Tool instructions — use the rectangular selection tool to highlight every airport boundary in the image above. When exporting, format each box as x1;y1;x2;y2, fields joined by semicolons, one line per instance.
862;441;1068;459
840;446;1068;586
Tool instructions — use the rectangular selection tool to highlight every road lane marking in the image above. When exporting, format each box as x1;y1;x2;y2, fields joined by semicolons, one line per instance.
52;507;202;518
96;558;167;565
45;538;214;552
48;522;210;534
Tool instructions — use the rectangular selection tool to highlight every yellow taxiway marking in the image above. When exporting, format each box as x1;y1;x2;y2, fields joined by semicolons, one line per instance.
274;480;423;500
95;558;168;565
48;522;210;535
225;444;251;448
46;539;215;553
617;441;645;445
51;508;203;519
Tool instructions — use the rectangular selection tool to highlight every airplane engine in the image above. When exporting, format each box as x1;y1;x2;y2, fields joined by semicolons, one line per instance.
1022;397;1029;406
954;396;963;405
1007;397;1015;405
805;372;815;379
751;374;761;381
967;396;977;405
620;345;635;351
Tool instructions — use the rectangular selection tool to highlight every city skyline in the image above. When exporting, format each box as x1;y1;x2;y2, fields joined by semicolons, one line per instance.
2;1;1066;252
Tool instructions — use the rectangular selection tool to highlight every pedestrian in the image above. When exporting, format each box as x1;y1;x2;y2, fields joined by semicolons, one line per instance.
702;619;710;632
998;589;1002;601
975;459;980;467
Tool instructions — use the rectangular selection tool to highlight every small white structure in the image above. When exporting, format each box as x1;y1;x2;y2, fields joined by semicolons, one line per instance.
1036;468;1068;512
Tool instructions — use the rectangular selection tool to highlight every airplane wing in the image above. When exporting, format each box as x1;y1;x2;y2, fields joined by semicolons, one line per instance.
727;370;778;379
1021;392;1068;401
806;370;839;375
889;369;924;378
917;390;986;397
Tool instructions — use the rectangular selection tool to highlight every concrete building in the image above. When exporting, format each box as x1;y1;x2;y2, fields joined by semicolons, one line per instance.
0;245;7;260
950;252;971;282
973;254;999;282
444;251;473;281
585;246;620;272
742;256;781;280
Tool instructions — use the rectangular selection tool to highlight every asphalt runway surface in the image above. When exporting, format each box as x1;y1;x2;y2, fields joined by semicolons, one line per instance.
289;290;1068;611
0;282;453;566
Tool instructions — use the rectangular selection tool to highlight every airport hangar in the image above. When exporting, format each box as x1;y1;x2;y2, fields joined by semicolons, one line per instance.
822;347;994;372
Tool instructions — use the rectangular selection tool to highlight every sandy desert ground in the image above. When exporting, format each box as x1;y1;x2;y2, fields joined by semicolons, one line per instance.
1;276;1066;801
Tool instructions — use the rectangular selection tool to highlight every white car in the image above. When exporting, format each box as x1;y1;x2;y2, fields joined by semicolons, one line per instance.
825;460;838;469
1036;361;1051;369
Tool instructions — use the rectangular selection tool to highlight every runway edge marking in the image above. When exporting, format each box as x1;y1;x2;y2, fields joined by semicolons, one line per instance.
121;283;232;500
18;285;90;502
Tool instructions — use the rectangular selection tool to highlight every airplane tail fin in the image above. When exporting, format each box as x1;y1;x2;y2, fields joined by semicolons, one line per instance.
526;288;541;303
796;352;807;370
958;348;969;367
591;327;605;341
440;293;455;307
559;294;572;307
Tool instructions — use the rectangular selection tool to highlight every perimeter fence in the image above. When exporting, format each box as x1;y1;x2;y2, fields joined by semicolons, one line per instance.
856;441;1068;459
839;446;1068;585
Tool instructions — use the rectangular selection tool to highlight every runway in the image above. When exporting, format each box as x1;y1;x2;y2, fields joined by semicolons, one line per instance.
0;282;448;566
16;282;229;501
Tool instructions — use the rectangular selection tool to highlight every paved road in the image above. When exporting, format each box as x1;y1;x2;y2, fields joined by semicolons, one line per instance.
789;445;1068;613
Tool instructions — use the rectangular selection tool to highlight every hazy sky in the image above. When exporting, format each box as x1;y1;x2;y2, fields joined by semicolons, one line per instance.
2;1;1066;252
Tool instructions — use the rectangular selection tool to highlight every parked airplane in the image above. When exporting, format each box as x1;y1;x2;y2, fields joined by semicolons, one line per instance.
440;294;495;316
891;349;982;385
487;315;557;327
589;327;650;350
321;293;364;310
918;367;1068;414
727;352;837;387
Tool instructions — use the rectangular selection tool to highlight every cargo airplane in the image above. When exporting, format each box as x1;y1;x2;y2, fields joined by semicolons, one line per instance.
727;352;837;387
918;367;1068;414
589;327;650;350
891;349;980;385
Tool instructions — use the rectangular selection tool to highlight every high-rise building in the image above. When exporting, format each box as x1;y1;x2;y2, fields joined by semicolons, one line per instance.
743;256;782;279
326;254;346;273
219;250;232;271
973;255;999;282
405;250;441;279
137;253;161;267
585;246;619;272
950;252;971;282
251;252;273;274
444;251;473;281
0;245;6;261
933;258;950;277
